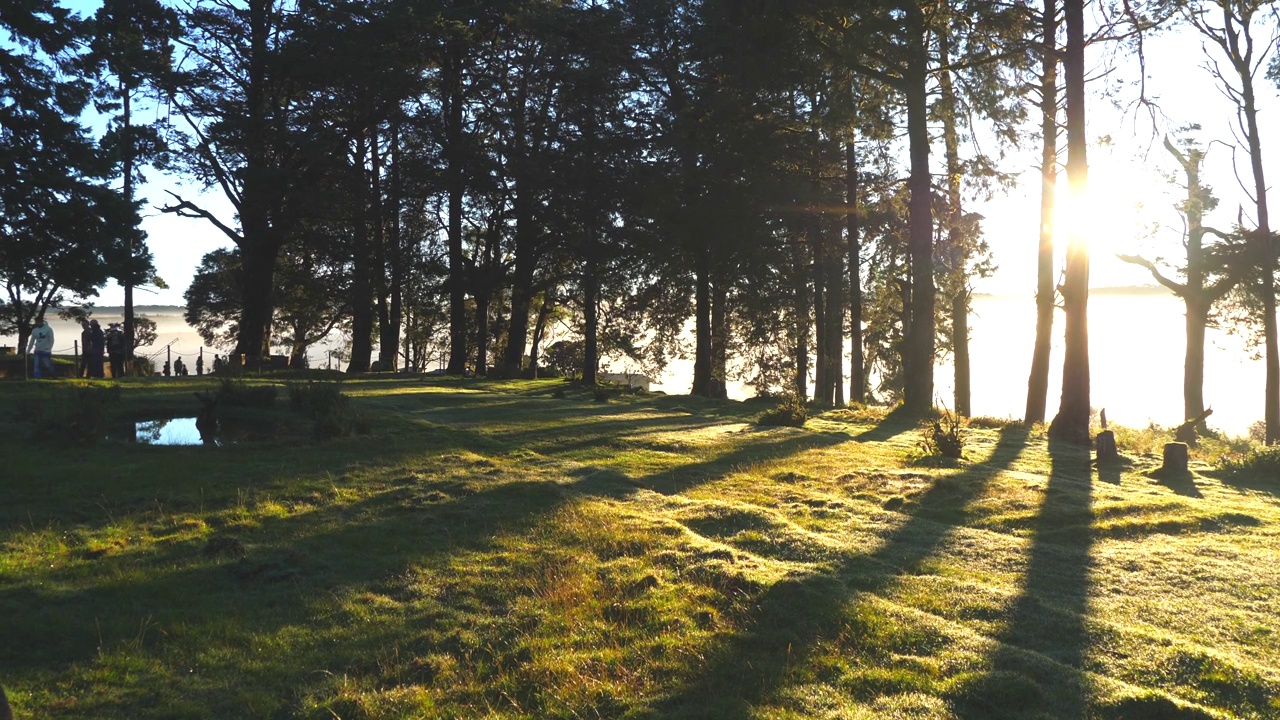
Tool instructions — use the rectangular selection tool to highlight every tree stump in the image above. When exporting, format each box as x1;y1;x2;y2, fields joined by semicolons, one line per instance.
1162;442;1189;473
1095;430;1118;465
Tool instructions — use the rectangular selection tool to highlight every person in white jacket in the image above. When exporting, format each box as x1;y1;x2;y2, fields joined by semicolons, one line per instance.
27;318;55;379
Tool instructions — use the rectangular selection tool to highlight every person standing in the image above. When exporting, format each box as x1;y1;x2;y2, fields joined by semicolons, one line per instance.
79;320;92;377
27;318;56;379
105;323;126;378
88;319;106;378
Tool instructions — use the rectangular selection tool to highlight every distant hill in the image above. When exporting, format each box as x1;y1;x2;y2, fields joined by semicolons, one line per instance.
58;305;186;316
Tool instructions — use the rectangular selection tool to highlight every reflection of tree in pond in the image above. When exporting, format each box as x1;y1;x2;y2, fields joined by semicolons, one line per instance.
134;418;209;445
136;419;168;444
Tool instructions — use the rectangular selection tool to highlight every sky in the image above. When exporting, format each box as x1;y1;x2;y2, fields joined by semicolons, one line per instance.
977;18;1280;296
61;1;1280;308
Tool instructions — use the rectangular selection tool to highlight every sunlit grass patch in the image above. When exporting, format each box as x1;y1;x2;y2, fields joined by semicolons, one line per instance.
3;377;1279;718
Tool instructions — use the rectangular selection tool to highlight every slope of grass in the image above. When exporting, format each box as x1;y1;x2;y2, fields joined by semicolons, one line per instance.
1;376;1278;719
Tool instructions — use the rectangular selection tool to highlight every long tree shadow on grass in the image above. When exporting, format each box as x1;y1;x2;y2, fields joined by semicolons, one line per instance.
852;404;926;444
952;439;1095;720
653;424;1031;718
0;388;723;536
1200;466;1280;501
0;408;844;715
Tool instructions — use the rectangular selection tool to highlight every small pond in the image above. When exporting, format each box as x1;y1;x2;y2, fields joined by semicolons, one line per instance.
134;417;219;446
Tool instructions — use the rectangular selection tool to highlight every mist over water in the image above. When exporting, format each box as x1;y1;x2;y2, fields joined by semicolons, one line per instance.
649;290;1264;438
3;290;1264;437
951;291;1262;438
0;307;344;371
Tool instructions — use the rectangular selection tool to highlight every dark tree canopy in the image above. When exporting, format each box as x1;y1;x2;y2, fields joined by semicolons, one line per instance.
1;0;138;351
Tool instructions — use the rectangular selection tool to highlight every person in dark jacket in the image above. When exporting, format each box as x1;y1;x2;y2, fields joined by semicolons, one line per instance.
105;323;126;378
88;319;105;378
79;320;92;377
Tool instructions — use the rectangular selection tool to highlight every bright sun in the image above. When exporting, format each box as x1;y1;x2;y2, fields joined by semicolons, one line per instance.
1049;153;1171;278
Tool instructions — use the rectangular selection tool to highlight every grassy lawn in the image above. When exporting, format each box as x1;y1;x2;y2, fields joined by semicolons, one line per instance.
1;375;1278;719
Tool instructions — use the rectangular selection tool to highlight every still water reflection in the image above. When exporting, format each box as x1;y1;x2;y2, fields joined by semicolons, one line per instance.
136;417;218;446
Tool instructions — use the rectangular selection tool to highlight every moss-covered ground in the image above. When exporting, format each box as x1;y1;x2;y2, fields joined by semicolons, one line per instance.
1;376;1278;719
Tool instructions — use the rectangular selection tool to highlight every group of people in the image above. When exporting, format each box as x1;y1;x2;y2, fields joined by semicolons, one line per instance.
23;317;130;379
77;319;128;378
163;356;202;377
24;316;217;380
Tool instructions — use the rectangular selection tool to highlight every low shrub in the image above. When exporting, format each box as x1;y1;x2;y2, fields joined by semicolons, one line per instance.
132;357;156;377
966;415;1022;429
216;378;277;408
913;408;964;461
1216;447;1280;477
20;384;122;445
286;380;364;439
758;395;808;428
821;404;891;425
1115;421;1254;462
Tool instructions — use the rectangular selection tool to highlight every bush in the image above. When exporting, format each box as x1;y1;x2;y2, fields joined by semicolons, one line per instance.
132;356;156;377
286;380;364;439
20;384;122;445
967;415;1022;429
216;378;277;408
1248;420;1266;444
758;395;808;428
545;340;584;379
914;409;964;461
1217;447;1280;477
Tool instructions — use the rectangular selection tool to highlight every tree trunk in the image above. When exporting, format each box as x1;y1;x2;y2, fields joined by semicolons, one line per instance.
692;247;713;396
122;82;135;377
475;286;490;376
826;224;845;407
529;292;555;378
1025;0;1059;425
938;29;969;417
1175;138;1208;426
813;222;828;407
794;239;811;401
847;141;865;404
378;123;403;372
237;239;277;361
347;132;374;373
503;70;536;374
444;40;468;375
583;251;600;385
1048;0;1091;443
1228;46;1279;442
712;279;728;396
233;0;279;361
953;290;971;417
1185;298;1208;423
371;127;400;372
581;96;600;385
902;5;934;414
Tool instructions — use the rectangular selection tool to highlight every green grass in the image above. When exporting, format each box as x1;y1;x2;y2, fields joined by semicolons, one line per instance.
1;376;1278;718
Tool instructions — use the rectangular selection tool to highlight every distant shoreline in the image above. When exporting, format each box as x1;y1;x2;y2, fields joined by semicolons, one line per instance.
84;288;1176;312
55;305;187;315
973;284;1175;299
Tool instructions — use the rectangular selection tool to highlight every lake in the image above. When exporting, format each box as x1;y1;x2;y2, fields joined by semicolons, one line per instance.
648;290;1266;438
2;291;1266;437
